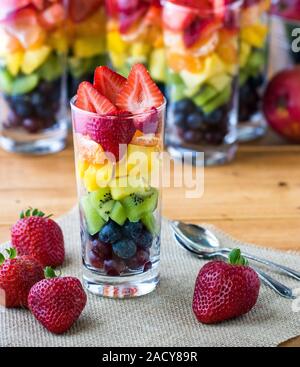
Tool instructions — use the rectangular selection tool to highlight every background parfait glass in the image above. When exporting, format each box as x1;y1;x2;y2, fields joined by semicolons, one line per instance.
105;0;166;92
0;1;68;154
238;0;271;142
163;0;242;166
71;98;165;298
65;0;107;99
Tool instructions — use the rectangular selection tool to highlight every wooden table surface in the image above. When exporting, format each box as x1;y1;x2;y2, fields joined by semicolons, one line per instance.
0;132;299;347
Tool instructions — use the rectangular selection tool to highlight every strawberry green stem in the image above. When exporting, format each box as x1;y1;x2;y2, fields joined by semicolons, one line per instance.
20;208;51;219
44;267;57;279
228;248;248;266
6;248;17;259
0;247;17;265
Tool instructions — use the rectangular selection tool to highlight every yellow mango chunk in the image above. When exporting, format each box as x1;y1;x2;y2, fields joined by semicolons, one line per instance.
48;30;69;53
21;46;51;74
83;164;101;192
239;41;251;68
107;31;128;54
130;42;151;58
241;24;268;48
180;53;226;89
73;36;105;58
96;162;115;188
6;52;24;76
77;160;89;179
109;51;127;69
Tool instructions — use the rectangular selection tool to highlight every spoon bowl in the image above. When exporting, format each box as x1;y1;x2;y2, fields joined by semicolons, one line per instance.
170;221;220;253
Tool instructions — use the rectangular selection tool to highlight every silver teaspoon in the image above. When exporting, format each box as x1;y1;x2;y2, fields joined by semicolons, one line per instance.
171;221;300;281
174;234;295;299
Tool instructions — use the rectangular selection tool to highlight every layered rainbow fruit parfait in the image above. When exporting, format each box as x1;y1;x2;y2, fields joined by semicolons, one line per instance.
105;0;166;90
66;0;107;98
238;0;270;128
72;64;165;279
0;0;66;135
162;0;241;158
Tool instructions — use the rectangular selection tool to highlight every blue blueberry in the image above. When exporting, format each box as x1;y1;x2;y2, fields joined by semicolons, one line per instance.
113;239;137;259
35;104;55;119
187;112;203;130
205;109;223;125
183;130;202;144
122;221;143;242
31;92;46;106
99;220;122;244
13;99;33;118
173;112;186;128
173;99;195;114
138;231;153;250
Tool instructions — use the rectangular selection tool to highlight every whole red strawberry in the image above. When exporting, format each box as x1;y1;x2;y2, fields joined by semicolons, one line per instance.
0;248;44;308
28;267;87;334
11;208;65;268
193;249;260;324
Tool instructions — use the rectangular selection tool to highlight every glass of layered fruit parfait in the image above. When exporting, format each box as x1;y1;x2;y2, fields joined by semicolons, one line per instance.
163;0;242;166
105;0;166;92
0;0;68;154
238;0;270;141
71;64;165;298
65;0;107;99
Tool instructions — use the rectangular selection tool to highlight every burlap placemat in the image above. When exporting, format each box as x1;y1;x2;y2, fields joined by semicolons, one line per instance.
1;208;300;347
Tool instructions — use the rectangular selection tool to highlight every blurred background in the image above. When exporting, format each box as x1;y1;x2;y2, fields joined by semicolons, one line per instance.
0;0;299;247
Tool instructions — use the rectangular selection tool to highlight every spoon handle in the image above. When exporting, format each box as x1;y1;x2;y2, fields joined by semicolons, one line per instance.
221;248;300;281
210;252;295;299
254;268;295;299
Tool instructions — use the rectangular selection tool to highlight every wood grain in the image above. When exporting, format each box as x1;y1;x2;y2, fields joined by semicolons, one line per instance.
0;134;299;347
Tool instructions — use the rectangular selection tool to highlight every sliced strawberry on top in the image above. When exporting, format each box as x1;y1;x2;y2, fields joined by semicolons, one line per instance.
94;66;126;105
68;0;103;23
105;0;119;16
162;2;195;31
31;0;46;10
76;82;95;113
76;82;117;115
183;17;222;48
116;64;164;114
0;0;31;20
116;0;140;12
4;7;44;49
38;3;66;30
119;3;149;34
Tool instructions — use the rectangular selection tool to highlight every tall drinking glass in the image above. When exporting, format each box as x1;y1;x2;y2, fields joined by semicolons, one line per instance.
0;1;68;154
105;0;166;91
71;98;165;298
163;0;242;166
238;0;271;142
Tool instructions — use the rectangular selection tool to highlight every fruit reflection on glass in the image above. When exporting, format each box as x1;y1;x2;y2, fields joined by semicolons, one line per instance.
263;67;300;143
105;0;166;90
66;0;107;99
238;0;270;141
270;0;300;71
0;0;68;154
163;0;242;166
71;64;165;298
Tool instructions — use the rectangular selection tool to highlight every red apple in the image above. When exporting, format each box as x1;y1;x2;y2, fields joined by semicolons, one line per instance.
271;0;300;22
263;67;300;143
